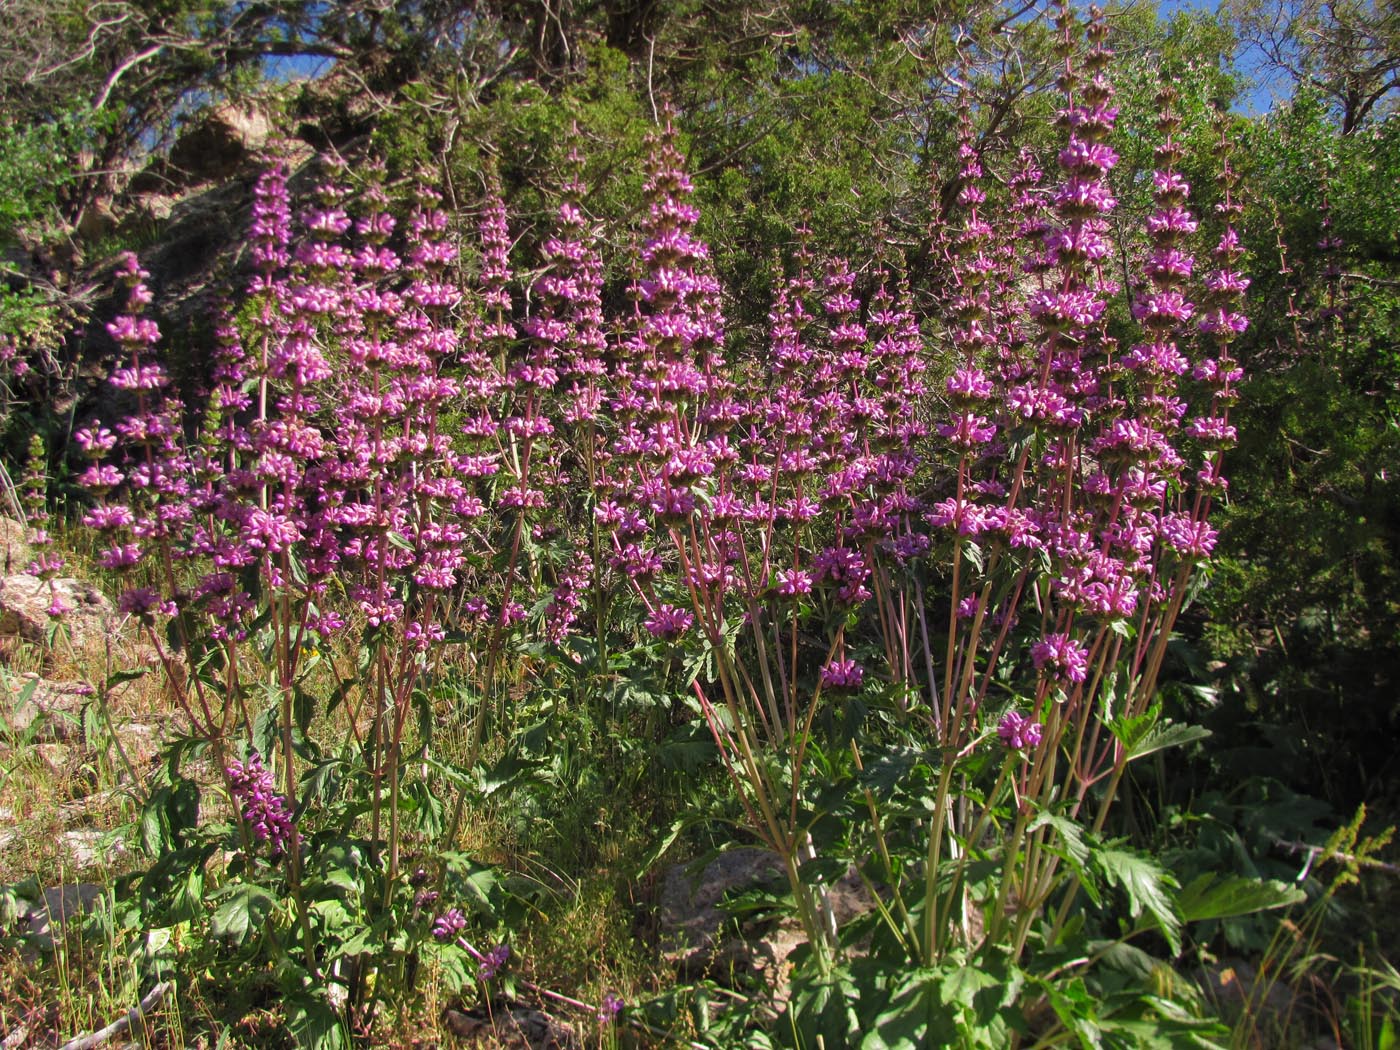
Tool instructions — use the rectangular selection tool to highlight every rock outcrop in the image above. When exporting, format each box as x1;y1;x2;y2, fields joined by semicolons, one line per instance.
0;573;113;650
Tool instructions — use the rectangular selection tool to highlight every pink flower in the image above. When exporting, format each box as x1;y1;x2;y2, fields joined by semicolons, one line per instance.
1031;633;1089;683
998;711;1043;751
819;659;864;691
645;604;694;641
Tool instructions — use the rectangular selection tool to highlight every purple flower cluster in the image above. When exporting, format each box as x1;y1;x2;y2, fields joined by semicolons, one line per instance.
72;8;1246;826
1031;634;1089;684
997;711;1043;752
597;992;624;1023
819;659;864;692
645;603;694;641
226;751;295;856
431;908;467;942
477;943;510;979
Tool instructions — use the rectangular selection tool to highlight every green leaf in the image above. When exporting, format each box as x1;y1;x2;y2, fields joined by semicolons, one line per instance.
1091;939;1164;983
307;840;365;897
1175;873;1305;923
635;814;702;878
140;793;167;857
210;883;276;943
474;752;546;797
1044;977;1103;1049
942;963;999;1007
403;778;446;838
1029;808;1102;906
139;778;199;855
410;687;433;747
790;966;864;1048
1107;707;1159;755
252;704;279;764
105;668;147;689
1126;722;1212;762
1109;704;1210;763
0;877;41;926
440;856;504;916
309;898;355;934
293;685;316;737
285;990;347;1050
1096;847;1182;956
962;541;985;573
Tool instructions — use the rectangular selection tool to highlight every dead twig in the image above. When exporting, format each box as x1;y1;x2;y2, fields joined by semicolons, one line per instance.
57;980;172;1050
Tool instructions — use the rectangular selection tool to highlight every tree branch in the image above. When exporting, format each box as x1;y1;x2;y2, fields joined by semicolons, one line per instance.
91;41;163;110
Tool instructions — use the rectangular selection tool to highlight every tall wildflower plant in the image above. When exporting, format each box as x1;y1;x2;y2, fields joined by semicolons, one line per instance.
77;160;538;1037
605;8;1271;1043
69;9;1280;1042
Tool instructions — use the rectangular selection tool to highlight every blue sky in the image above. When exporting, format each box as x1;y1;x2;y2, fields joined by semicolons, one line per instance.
1151;0;1293;115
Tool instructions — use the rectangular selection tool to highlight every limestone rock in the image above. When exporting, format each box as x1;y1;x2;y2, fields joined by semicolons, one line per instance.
109;718;164;770
0;573;112;649
0;518;31;575
1199;959;1301;1035
77;199;119;242
659;847;784;967
57;829;128;872
24;883;107;950
3;675;93;742
35;742;73;774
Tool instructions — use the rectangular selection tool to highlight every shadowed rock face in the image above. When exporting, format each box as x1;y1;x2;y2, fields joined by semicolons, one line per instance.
659;847;786;967
443;1006;580;1049
23;883;108;950
658;847;876;985
168;105;273;184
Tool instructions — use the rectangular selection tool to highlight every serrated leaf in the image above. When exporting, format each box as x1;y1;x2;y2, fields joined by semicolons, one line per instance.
1090;939;1160;981
1108;708;1159;754
474;752;546;797
1029;809;1100;906
105;668;147;689
859;745;935;795
1029;810;1091;867
1127;722;1212;762
1096;847;1182;956
403;778;445;837
252;704;279;764
961;541;984;573
1045;977;1103;1049
1176;872;1305;923
941;963;998;1006
140;793;167;856
455;863;503;915
310;898;354;932
635;814;698;878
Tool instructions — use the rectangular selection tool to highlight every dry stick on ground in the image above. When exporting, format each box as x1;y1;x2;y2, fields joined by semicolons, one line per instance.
57;980;171;1050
